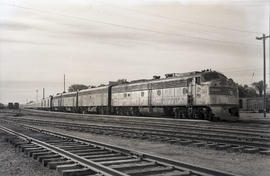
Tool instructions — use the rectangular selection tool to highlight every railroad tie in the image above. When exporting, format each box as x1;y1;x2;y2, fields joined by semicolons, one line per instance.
191;141;205;147
33;151;54;159
28;149;48;157
37;153;61;162
176;139;193;145
230;145;244;152
23;147;43;154
56;163;82;172
42;157;66;167
83;153;121;159
73;150;109;156
125;166;174;176
98;158;141;166
169;139;178;144
206;143;218;148
18;144;37;152
260;150;270;155
58;145;90;150
13;141;27;147
61;167;96;176
48;160;75;169
243;147;259;154
90;155;133;162
66;148;101;153
215;144;231;150
110;161;156;171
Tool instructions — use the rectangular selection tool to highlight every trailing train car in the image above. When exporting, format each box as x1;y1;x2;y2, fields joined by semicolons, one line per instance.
8;102;14;109
24;101;41;109
59;92;77;112
0;103;5;109
77;86;110;114
51;93;63;111
50;86;111;114
25;70;239;121
41;96;52;110
14;102;20;109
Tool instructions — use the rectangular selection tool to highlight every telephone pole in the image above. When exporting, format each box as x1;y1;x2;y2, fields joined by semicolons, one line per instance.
42;88;45;99
36;89;38;102
63;74;66;93
256;34;270;118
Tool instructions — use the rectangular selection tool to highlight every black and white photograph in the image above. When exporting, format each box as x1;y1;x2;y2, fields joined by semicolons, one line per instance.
0;0;269;176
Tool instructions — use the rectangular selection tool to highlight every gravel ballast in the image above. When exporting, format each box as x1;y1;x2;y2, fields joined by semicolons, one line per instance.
29;125;270;176
0;135;59;176
1;111;270;176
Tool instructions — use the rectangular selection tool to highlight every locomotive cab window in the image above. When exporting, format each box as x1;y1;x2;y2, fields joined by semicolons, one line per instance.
195;77;201;85
141;92;144;97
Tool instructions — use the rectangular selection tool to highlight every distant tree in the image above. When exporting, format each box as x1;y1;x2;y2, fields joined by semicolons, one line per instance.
97;84;106;87
68;84;88;92
117;79;128;83
237;84;258;98
252;81;266;97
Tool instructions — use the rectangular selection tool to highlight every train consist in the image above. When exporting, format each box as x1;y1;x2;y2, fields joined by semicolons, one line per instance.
25;70;239;121
8;102;20;109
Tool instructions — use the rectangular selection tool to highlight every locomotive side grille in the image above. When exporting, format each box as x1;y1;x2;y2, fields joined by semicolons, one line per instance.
112;79;187;93
79;89;107;95
209;87;237;96
152;80;186;89
112;84;148;93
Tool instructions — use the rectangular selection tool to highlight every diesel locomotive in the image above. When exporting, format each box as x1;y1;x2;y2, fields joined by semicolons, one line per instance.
25;70;239;121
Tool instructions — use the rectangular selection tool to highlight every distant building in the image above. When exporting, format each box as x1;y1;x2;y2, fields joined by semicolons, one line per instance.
239;96;270;112
267;88;270;95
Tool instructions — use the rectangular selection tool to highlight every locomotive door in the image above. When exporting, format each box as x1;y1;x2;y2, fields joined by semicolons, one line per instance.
148;83;153;113
187;78;194;106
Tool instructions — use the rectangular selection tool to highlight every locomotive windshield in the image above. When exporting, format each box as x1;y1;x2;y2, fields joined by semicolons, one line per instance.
202;72;226;82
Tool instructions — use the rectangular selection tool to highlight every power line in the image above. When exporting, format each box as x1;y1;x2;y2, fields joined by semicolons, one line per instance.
0;2;261;47
99;2;262;35
218;66;262;71
222;69;262;74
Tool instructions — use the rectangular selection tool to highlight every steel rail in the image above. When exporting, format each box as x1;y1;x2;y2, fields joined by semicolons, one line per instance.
4;117;270;142
0;122;240;176
22;109;270;133
7;116;270;137
0;125;129;176
4;118;270;149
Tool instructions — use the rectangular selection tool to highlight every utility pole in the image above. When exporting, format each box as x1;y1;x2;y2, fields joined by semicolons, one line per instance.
63;74;66;93
256;34;270;118
43;88;45;99
36;89;38;102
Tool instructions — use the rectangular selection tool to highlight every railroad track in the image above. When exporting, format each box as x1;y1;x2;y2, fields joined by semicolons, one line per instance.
6;116;270;137
21;109;270;132
2;117;270;155
0;121;239;176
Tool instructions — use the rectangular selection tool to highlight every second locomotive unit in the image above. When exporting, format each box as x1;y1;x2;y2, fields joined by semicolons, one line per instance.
26;70;239;121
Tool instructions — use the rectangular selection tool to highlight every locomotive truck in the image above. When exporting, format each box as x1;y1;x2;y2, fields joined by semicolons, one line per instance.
25;70;239;121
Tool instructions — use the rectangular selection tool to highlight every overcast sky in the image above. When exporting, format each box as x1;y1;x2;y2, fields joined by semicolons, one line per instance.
0;0;269;104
